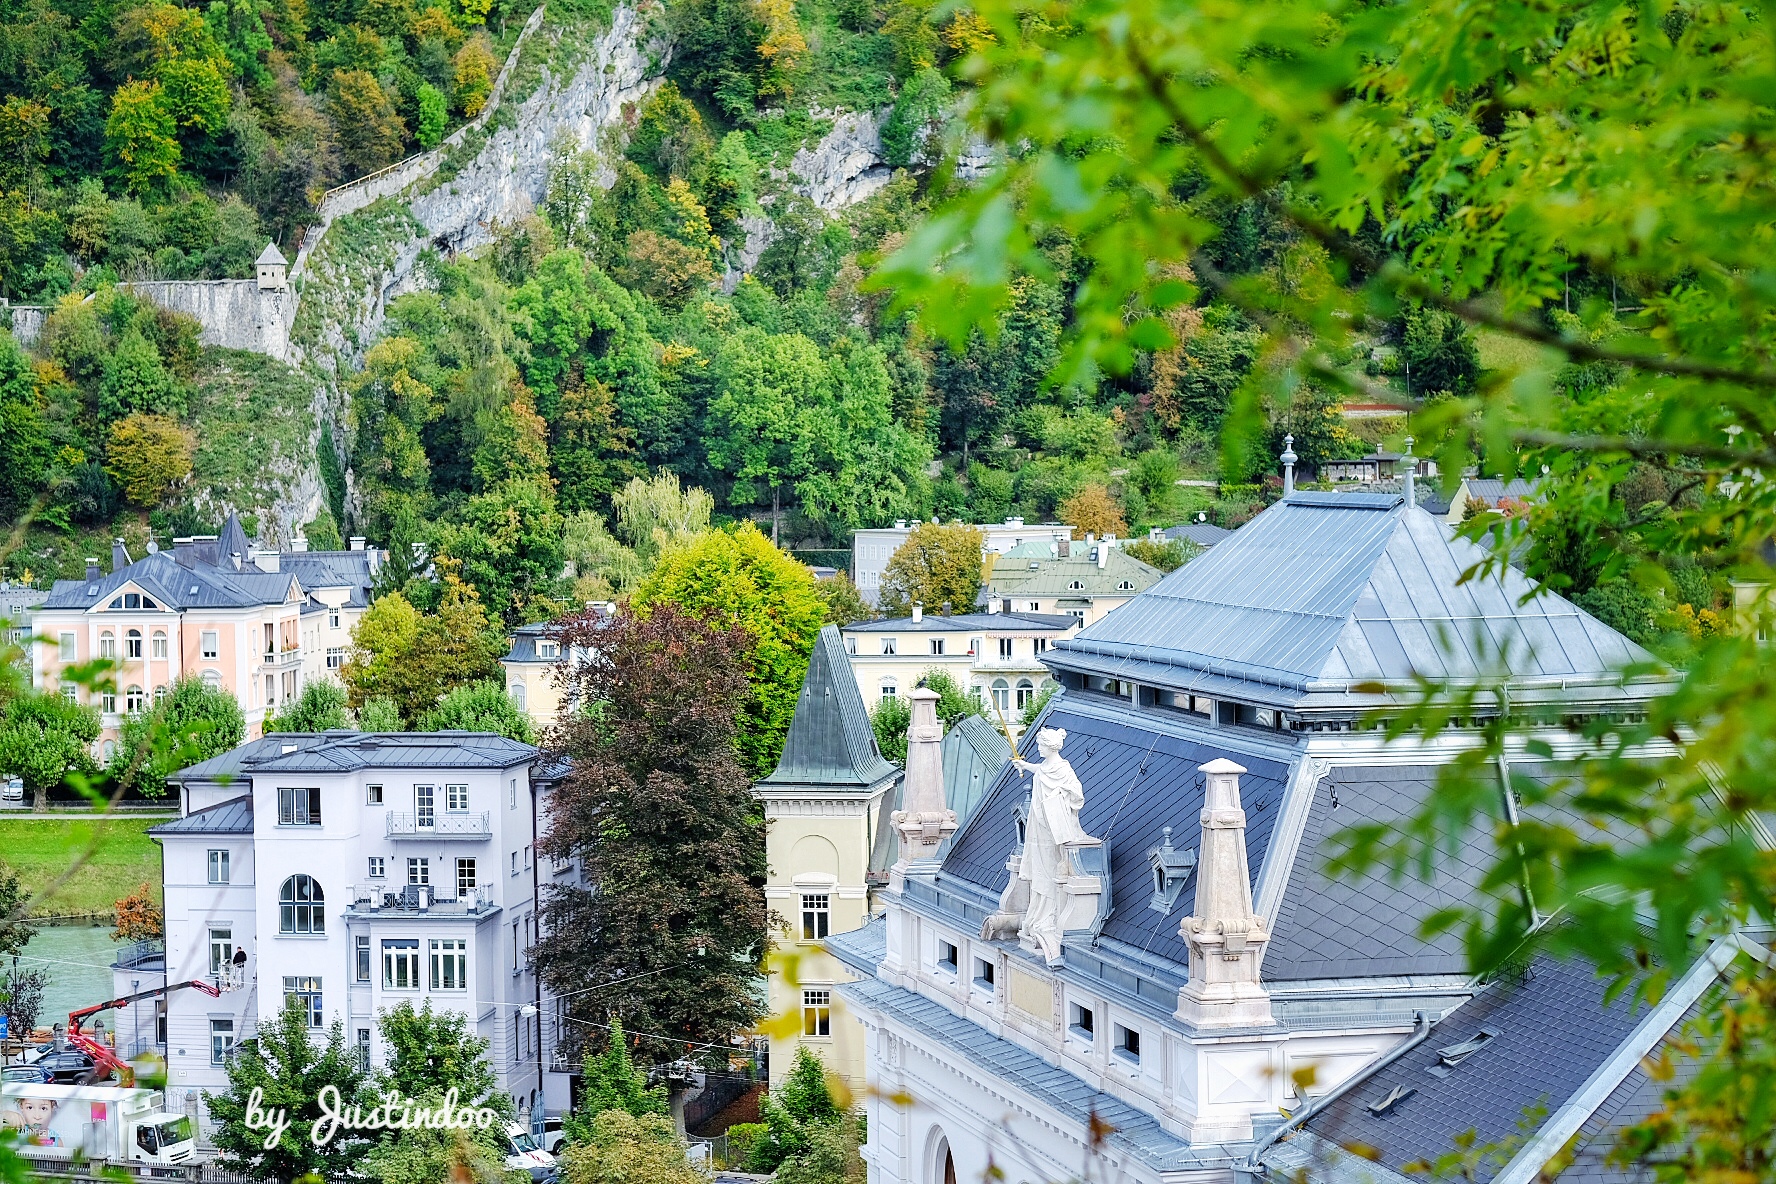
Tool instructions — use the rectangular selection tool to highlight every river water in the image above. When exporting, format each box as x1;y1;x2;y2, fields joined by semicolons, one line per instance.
8;924;126;1039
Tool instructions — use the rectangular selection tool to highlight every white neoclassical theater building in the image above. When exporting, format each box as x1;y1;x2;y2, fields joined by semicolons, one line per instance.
830;481;1747;1184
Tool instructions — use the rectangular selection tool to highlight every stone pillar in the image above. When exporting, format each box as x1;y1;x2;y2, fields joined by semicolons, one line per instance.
890;688;956;881
1176;758;1273;1029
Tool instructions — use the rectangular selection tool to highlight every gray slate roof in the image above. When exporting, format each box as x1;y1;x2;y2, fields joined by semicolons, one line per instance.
940;698;1291;972
868;712;1011;878
504;621;559;664
760;625;899;792
44;551;298;611
838;970;1239;1170
1049;493;1661;712
1293;954;1654;1182
281;551;376;608
169;735;332;786
148;794;253;835
171;732;537;780
1464;478;1540;508
843;610;1078;633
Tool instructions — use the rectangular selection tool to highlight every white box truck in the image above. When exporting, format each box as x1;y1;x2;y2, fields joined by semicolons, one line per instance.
1;1082;196;1167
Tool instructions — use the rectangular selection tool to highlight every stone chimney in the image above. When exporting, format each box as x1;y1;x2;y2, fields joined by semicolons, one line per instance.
890;687;957;878
1175;758;1273;1028
84;558;101;581
111;539;130;572
349;536;367;551
986;594;1002;615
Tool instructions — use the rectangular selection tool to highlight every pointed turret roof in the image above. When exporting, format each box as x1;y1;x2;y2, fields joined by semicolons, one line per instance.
217;512;252;570
1048;492;1670;715
759;625;898;791
256;241;288;266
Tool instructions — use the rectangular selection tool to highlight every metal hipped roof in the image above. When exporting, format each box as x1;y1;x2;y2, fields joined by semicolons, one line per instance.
760;625;899;791
149;794;253;835
1048;495;1661;706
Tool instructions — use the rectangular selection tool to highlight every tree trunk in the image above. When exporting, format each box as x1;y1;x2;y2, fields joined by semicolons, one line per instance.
32;782;45;814
771;485;780;546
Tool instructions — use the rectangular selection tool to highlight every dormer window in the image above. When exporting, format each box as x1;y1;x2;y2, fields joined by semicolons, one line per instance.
1148;827;1197;913
1117;580;1135;591
1067;580;1085;591
537;640;560;659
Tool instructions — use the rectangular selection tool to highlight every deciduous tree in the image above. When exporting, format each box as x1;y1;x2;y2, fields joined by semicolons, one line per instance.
0;691;100;812
416;680;535;744
116;675;245;796
263;680;351;733
877;521;984;618
1059;483;1128;538
105;413;194;506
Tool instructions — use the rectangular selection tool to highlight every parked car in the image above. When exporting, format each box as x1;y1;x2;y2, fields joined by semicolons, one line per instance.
0;778;21;801
35;1050;97;1083
540;1117;567;1155
0;1065;49;1083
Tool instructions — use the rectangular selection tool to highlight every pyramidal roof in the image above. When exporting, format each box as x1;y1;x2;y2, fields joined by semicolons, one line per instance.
760;625;899;790
1048;492;1666;713
256;241;287;266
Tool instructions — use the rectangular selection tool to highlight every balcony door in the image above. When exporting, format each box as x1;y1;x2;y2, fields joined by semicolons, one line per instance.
415;784;435;829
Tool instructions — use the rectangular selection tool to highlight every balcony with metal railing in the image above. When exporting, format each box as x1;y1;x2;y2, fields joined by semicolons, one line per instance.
342;881;498;916
385;810;491;839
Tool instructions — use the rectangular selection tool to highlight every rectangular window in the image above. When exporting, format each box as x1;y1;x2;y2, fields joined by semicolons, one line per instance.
367;856;385;879
326;647;345;670
283;976;323;1027
456;858;477;899
930;638;945;656
210;1019;234;1064
355;936;371;982
446;784;469;812
524;844;532;870
1034;638;1049;654
537;640;560;659
511;851;519;876
366;784;383;805
1026;602;1040;614
845;634;857;654
356;1028;371;1071
208;927;233;975
512;920;522;975
151;633;167;659
382;940;420;989
277;786;320;826
1114;1024;1141;1063
1069;1002;1095;1041
408;858;429;885
264;623;275;656
880;637;897;655
415;784;435;828
102;690;116;714
58;632;75;661
207;849;230;884
429;939;467;990
329;608;341;629
800;894;830;941
802;989;831;1037
937;940;958;974
974;958;996;992
998;637;1013;659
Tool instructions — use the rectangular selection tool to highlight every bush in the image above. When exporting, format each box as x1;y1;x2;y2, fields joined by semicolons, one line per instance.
1574;580;1660;646
725;1123;768;1170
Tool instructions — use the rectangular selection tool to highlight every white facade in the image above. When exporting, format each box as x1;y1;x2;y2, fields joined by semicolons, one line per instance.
144;733;570;1138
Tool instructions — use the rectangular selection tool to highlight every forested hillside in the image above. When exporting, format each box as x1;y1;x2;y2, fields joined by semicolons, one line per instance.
0;0;1490;619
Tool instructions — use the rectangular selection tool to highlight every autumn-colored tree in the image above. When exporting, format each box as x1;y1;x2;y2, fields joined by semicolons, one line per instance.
614;230;716;309
451;36;495;117
630;524;826;776
534;605;769;1066
105;413;194;506
111;883;164;942
877;521;985;618
328;70;406;177
1060;483;1129;538
561;1111;706;1184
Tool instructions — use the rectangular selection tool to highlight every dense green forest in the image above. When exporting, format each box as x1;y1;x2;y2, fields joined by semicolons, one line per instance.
0;0;1685;642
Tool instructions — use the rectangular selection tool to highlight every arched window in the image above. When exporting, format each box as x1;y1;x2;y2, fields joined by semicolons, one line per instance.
279;875;325;934
126;629;142;659
202;670;222;689
1015;678;1034;710
509;683;527;712
1117;580;1135;591
153;685;167;705
101;740;116;763
98;632;116;659
991;679;1010;712
125;685;144;713
151;631;167;659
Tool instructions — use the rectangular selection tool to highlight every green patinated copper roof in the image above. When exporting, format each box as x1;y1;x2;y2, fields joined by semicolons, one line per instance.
983;542;1164;598
760;625;899;791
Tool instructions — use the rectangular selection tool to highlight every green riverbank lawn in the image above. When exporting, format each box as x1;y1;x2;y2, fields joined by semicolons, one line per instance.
0;817;167;917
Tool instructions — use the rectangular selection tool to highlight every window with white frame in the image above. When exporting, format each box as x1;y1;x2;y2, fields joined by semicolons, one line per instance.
382;940;420;989
367;856;385;879
446;784;469;812
202;669;221;689
510;683;526;711
1114;1023;1141;1063
210;1018;234;1064
201;631;219;660
429;939;467;990
800;894;830;940
151;631;167;658
208;927;233;974
125;685;144;712
537;640;560;659
974;957;996;992
1068;1002;1095;1041
98;631;115;658
366;783;383;805
283;976;323;1026
126;629;142;658
208;849;230;884
1016;678;1035;710
408;858;429;885
1034;637;1049;654
327;647;345;670
329;608;340;629
102;689;116;713
845;634;857;654
802;989;831;1036
936;939;958;974
277;786;320;826
356;1027;371;1070
415;784;435;828
998;637;1014;659
1026;602;1040;613
60;683;76;704
153;685;166;705
880;637;897;655
58;632;75;661
992;679;1010;712
929;638;945;655
879;679;897;702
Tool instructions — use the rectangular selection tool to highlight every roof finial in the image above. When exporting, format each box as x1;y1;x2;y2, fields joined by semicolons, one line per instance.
1280;434;1298;497
1402;435;1416;508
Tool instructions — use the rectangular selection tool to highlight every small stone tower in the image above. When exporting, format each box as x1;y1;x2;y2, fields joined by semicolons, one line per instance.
256;242;288;290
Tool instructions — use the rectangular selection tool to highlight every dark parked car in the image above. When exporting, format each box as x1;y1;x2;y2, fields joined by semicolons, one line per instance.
34;1050;96;1083
0;1065;50;1083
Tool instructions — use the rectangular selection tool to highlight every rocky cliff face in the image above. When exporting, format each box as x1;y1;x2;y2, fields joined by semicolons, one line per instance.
788;109;894;211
